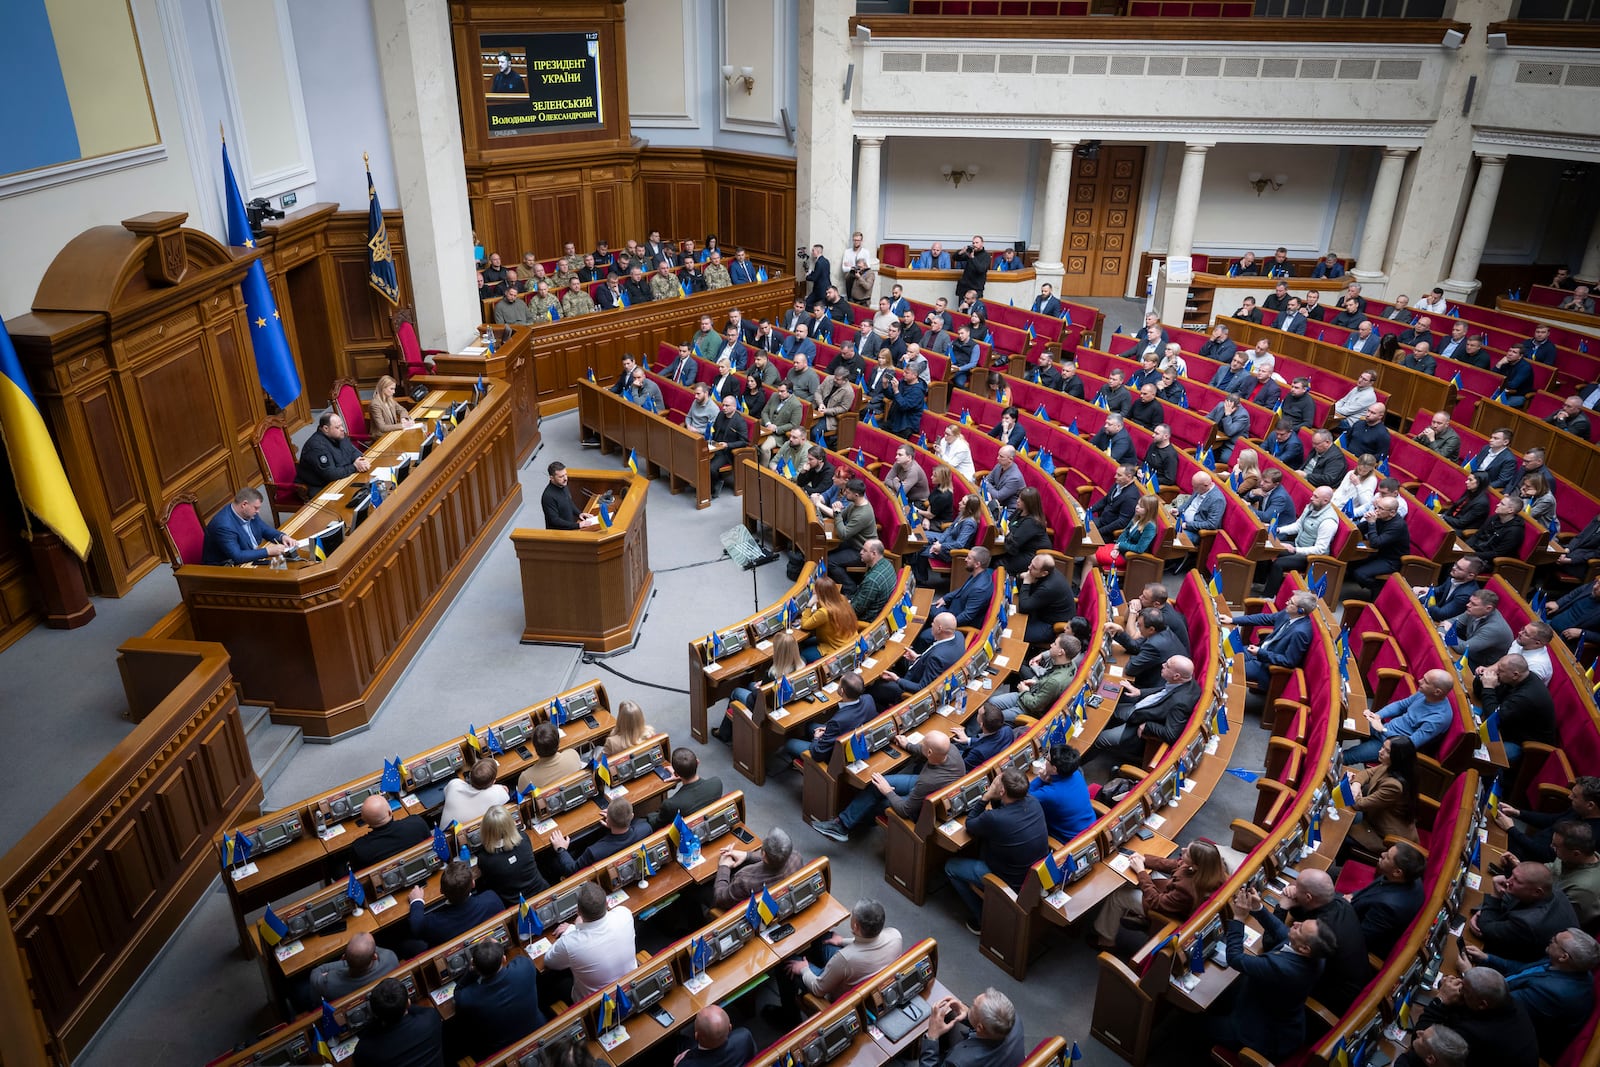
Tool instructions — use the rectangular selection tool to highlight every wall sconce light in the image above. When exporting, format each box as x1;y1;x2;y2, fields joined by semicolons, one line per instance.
721;65;756;94
1247;171;1288;196
941;164;979;188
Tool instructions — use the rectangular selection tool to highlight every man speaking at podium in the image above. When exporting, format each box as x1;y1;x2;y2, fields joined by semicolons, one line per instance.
542;461;599;530
203;487;296;565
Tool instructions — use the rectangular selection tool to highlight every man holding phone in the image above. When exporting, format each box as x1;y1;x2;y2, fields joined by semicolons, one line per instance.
919;987;1024;1066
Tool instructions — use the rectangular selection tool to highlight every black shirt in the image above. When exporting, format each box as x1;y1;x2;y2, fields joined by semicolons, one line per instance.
352;1004;445;1067
347;815;430;871
966;795;1049;888
542;481;583;530
297;431;365;490
476;836;550;906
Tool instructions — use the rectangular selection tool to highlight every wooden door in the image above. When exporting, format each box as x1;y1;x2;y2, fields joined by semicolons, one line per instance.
1059;146;1145;298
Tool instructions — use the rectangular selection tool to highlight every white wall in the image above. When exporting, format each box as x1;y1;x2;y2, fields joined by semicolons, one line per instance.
0;0;205;318
287;0;397;210
880;137;1037;244
1189;143;1349;256
626;0;798;157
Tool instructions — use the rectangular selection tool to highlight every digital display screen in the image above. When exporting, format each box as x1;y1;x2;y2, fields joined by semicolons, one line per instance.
480;32;603;137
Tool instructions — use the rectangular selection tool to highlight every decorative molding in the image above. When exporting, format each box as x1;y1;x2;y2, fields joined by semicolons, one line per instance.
207;0;317;200
0;144;170;201
1473;126;1600;160
853;113;1433;147
630;0;700;128
718;0;785;136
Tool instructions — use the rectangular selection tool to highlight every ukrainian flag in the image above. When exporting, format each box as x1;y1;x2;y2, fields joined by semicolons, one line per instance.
1037;851;1066;890
258;904;290;946
595;752;613;787
626;449;640;475
0;315;91;559
222;134;303;410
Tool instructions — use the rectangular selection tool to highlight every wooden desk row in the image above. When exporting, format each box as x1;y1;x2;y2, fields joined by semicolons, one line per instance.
216;794;780;1066
172;379;524;738
219;679;617;956
250;735;676;1002
428;324;542;467
576;378;723;506
1467;393;1600;495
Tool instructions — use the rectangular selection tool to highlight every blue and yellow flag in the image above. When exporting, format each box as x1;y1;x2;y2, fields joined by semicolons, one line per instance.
0;315;91;559
669;811;698;853
595;751;613;787
364;156;400;306
517;893;543;939
746;886;779;928
1037;851;1066;891
599;988;619;1031
626;449;640;475
258;904;289;946
222;134;302;410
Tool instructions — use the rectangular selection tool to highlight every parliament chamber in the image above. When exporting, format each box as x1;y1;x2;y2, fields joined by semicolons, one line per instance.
2;1;1600;1066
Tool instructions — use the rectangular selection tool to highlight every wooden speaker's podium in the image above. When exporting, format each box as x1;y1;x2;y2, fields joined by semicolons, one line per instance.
511;470;652;652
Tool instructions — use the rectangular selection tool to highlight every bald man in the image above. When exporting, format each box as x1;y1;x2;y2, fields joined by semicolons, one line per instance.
1400;970;1536;1067
1277;868;1369;1011
310;931;399;1000
812;729;966;842
1470;860;1580;962
675;1004;756;1066
1347;669;1456;764
1088;655;1199;767
868;611;965;708
346;794;430;870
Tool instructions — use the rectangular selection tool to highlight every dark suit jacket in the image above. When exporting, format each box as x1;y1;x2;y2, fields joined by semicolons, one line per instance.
1405;997;1538;1067
1018;570;1076;631
1359;514;1410;569
1479;674;1559;752
990;422;1027;450
663;355;699;385
1286;897;1369;1012
1475;888;1578;961
352;1005;445;1067
1346;333;1381;355
555;819;654;875
1254;485;1298;527
1424;578;1481;621
1236;611;1313;671
347;816;431;870
1243;378;1281;409
1093;482;1140;536
1264;434;1305;467
202;506;287;565
1122;626;1187;690
943;568;995;629
1223;911;1324;1062
1122;678;1200;744
1133;325;1170;351
452;954;546;1058
1092;428;1138;466
408;891;505;947
1349;875;1424;958
1276;311;1308;335
806;256;831;301
1493;957;1597;1061
681;1029;759;1067
896;635;965;694
1199;338;1238;363
653;776;725;829
1471;447;1519;491
811;696;877;762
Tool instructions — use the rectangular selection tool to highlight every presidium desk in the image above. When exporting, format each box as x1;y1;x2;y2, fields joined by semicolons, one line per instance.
172;378;522;738
511;469;652;652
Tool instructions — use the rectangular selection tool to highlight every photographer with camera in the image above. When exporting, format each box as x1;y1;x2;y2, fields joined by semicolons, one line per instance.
952;235;992;299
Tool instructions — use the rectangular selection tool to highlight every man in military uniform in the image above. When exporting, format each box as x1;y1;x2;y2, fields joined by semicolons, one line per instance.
560;276;596;318
650;260;681;302
703;251;732;290
492;285;534;326
692;315;720;364
525;282;560;322
559;242;584;281
514;253;542;287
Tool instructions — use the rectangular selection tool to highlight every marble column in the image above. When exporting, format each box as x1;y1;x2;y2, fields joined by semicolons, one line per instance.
1578;207;1600;282
1031;139;1077;294
370;0;478;350
1441;154;1507;302
1159;142;1211;325
1352;147;1412;284
797;0;856;289
854;136;884;260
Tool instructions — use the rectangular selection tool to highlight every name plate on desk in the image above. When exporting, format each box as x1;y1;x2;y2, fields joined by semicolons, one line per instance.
229;862;259;881
606;889;630;909
939;819;962;836
1145;812;1167;830
684;971;714;994
430;981;457;1005
369;895;399;915
527;937;553;958
318;824;348;842
598;1027;630;1052
274;940;305;963
1046;889;1070;910
847;759;869;775
532;817;558;834
1108;854;1132;874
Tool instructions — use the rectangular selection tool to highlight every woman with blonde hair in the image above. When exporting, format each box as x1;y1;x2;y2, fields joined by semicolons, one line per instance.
1331;453;1379;514
1230;448;1261;495
368;375;417;433
1092;839;1228;953
718;632;804;742
1095;493;1161;570
474;803;549;906
925;464;956;525
604;699;659;754
799;575;860;662
937;424;976;480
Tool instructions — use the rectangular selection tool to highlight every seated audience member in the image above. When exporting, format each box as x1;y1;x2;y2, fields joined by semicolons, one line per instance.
1208;350;1251;394
1414;410;1462;461
1115;610;1190;693
1095;369;1135;416
1470;861;1581;962
407;860;503;950
451;942;545;1060
1347;669;1455;764
1089;655;1199;767
1275;869;1369;1012
1173;471;1225;537
1548;574;1600;651
1143;423;1179;489
550;798;652;876
1332;370;1379;427
677;1005;758;1067
1465;927;1600;1064
1092;839;1227;953
1351;496;1410;597
712;827;804;910
348;794;430;870
946;769;1050;929
799;575;860;662
1344;736;1421;858
1504;619;1555;684
1442;590;1514;671
1128;383;1166;432
810;731;965;842
1492;776;1600;864
1207;395;1251;461
1249;468;1298;528
603;699;658;755
997;488;1051;577
984;635;1079;726
1559;283;1595;313
785;898;904;1008
1546;394;1593;439
652;748;725;829
202;486;296;565
869;611;965;709
1477;653;1559;767
1209;885;1338;1063
1091;412;1139;466
849;539;897;620
1028;743;1095;842
1466;428;1519;491
921;989;1025;1067
1096;492;1161;571
439;758;509;829
351;978;444;1067
1465;494;1527;568
1299;429;1350;489
1442;470;1492;533
951;704;1016;769
1543;822;1600;929
1401;970;1537;1067
1271;377;1315;434
1331;452;1380;516
1344;401;1393;459
1221;591;1318;692
913;498;984;586
1257;486;1337;596
1263;424;1305;468
1348;842;1427;958
1017;553;1076;645
310;932;399;1002
542;882;636;1001
784;671;876;765
1414;556;1485;622
516;721;582;795
475;804;550;907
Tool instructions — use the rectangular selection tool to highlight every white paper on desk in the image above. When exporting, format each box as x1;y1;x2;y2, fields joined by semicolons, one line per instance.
230;862;259;881
1108;854;1132;874
1243;927;1261;947
369;895;398;915
847;759;869;775
939;819;963;836
682;855;706;871
274;940;305;962
756;640;773;651
825;530;833;539
371;467;396;483
1474;746;1490;762
1106;664;1123;678
823;681;840;694
318;823;348;841
317;492;342;501
1002;629;1012;639
1343;718;1356;730
606;889;630;909
526;937;552;958
1478;826;1489;843
769;707;788;720
863;657;878;669
532;818;557;834
967;680;984;691
905;731;925;747
402;794;423;809
1205;739;1219;756
1174;972;1202;991
333;1036;358;1062
598;1027;630;1052
995;655;1010;667
1466;872;1482;890
430;981;456;1005
684;972;714;994
1046;889;1070;910
1145;812;1166;831
460;346;487;356
605;786;628;800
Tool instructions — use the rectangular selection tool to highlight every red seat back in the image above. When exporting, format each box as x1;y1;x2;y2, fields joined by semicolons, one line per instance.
162;497;205;567
256;422;301;507
332;381;371;442
395;319;428;377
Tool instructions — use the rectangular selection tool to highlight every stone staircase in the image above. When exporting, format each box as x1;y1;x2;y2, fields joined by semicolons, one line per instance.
240;704;301;803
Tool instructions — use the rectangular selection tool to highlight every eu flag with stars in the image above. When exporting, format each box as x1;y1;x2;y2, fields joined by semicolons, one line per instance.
222;134;302;410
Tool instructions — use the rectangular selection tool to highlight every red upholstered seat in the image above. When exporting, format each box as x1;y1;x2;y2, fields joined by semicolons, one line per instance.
389;308;443;387
253;417;307;525
161;494;205;569
331;379;373;445
879;243;909;268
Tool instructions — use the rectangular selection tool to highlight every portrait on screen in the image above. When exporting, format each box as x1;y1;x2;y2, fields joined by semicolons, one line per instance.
480;31;604;138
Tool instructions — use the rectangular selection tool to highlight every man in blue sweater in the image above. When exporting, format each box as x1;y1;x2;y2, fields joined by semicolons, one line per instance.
1346;669;1456;764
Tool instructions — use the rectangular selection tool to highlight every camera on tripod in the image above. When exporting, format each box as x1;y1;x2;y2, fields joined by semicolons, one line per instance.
246;197;287;239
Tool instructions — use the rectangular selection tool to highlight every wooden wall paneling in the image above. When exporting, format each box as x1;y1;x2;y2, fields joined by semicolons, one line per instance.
2;641;259;1062
703;151;796;264
324;209;414;385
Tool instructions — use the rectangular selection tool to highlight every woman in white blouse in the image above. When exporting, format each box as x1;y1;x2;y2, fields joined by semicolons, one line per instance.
1331;453;1379;514
937;424;975;480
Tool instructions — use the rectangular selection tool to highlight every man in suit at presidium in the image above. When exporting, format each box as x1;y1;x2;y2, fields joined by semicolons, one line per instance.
202;487;297;565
